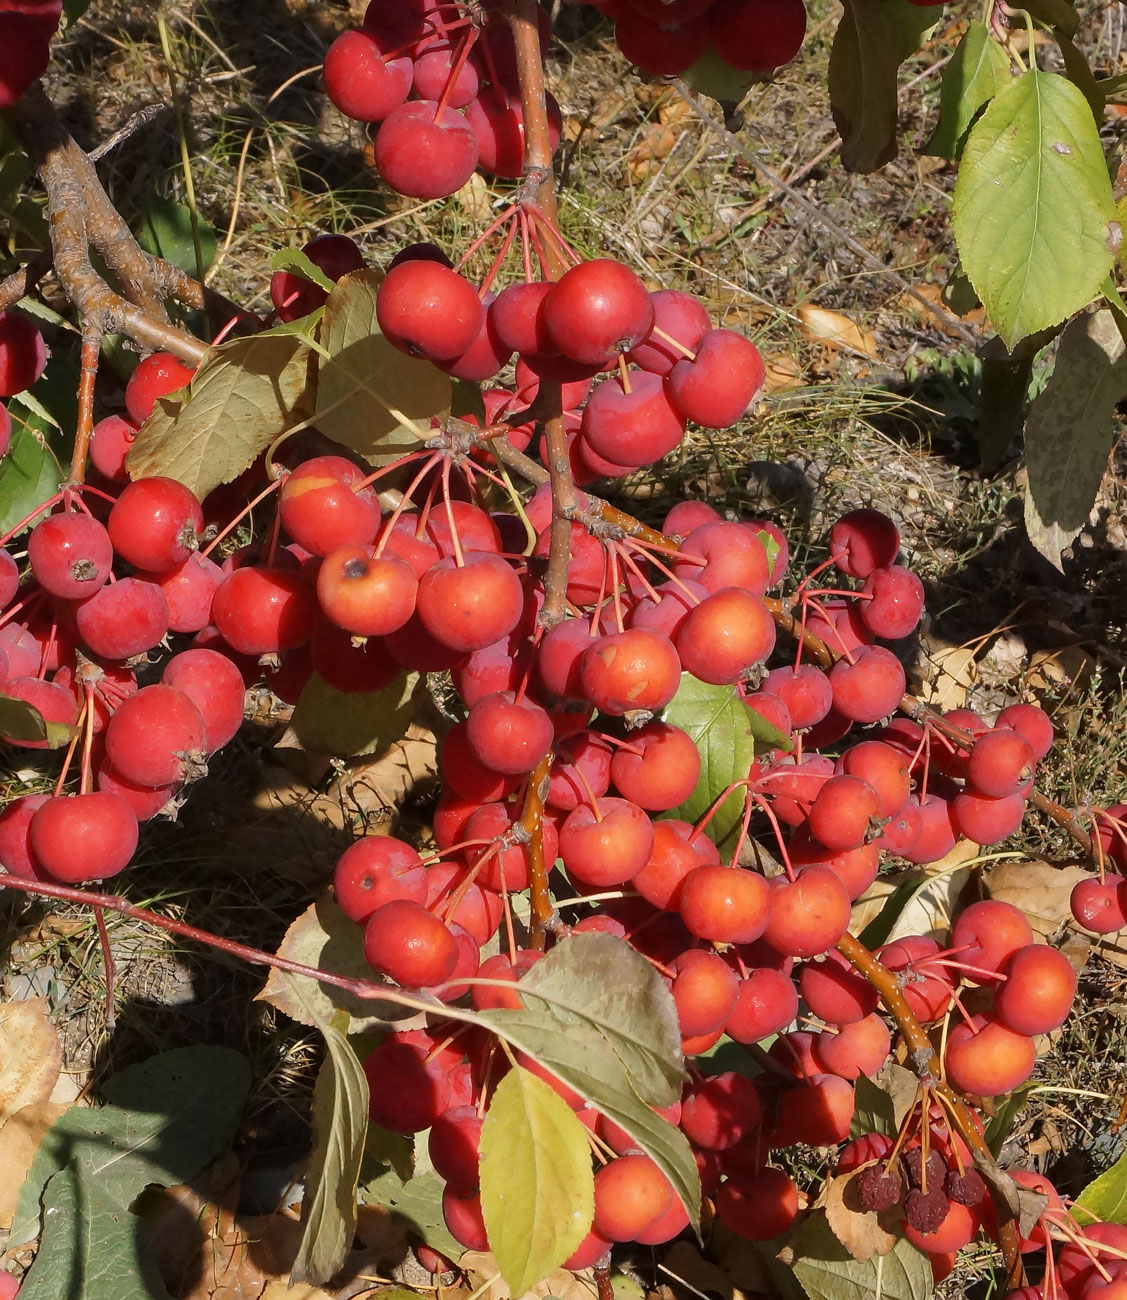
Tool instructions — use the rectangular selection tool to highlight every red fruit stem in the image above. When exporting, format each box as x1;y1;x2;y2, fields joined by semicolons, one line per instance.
94;905;117;1031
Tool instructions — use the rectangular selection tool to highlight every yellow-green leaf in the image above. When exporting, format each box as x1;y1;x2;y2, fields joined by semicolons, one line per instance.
953;70;1117;351
125;330;314;499
292;1010;370;1285
925;21;1012;159
315;269;451;465
0;693;72;748
1075;1146;1127;1224
480;1066;593;1296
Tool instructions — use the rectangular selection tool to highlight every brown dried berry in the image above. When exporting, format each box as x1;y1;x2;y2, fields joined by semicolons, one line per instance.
946;1167;987;1207
856;1165;902;1212
904;1186;950;1234
902;1147;947;1192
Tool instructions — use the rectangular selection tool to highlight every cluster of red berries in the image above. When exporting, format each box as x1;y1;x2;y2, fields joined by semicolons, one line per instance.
299;474;1081;1260
577;0;808;80
322;0;559;201
0;0;61;109
380;248;767;463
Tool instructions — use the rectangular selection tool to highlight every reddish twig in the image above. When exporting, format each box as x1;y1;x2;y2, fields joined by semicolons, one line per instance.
837;932;1026;1289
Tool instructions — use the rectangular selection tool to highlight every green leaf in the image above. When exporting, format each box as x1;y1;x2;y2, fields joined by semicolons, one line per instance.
828;0;945;173
1075;1146;1127;1224
849;1073;897;1140
477;934;699;1232
12;1046;251;1295
257;895;418;1033
292;1018;370;1285
514;931;684;1108
1023;307;1127;567
451;377;487;422
125;329;314;500
315;269;451;465
953;70;1117;351
285;671;424;759
0;425;61;536
681;45;758;104
977;336;1035;472
360;1132;462;1260
0;693;72;748
271;247;336;293
479;1066;594;1296
664;674;784;845
789;1211;933;1300
19;1166;173;1300
925;22;1012;159
138;192;217;277
62;0;93;26
985;1083;1035;1157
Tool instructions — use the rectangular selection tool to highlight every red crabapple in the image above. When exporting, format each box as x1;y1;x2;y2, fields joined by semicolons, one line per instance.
322;27;412;121
29;792;138;882
994;944;1077;1035
363;899;459;988
279;455;381;556
592;1153;673;1241
679;865;772;944
829;646;906;723
675;587;776;684
74;578;170;660
944;1014;1035;1096
828;508;900;578
608;720;700;811
541;259;654;366
415;552;524;652
124;351;194;424
104;684;206;787
376;259;484;362
28;512;113;599
0;309;47;396
211;566;317;657
374;101;479;200
108;476;203;572
666;329;766;428
715;1167;800;1241
1071;875;1127;933
707;0;807;72
161;648;246;752
579;628;682;716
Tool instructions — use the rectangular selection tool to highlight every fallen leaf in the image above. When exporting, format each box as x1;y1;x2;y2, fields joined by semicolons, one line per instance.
982;859;1091;938
0;1101;69;1228
260;1284;335;1300
658;1239;748;1300
1026;646;1096;696
0;998;61;1125
821;1164;897;1262
912;639;977;711
458;1250;598;1300
762;355;804;392
456;171;493;224
796;305;879;359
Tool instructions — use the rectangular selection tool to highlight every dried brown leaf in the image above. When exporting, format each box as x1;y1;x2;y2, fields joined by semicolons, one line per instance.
797;305;879;359
822;1165;897;1262
458;1250;598;1300
982;859;1091;938
0;998;61;1125
762;355;804;392
658;1239;748;1300
913;639;977;711
0;1100;69;1228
